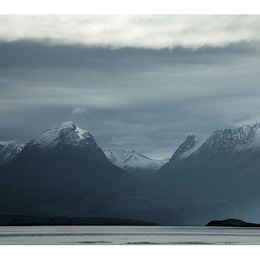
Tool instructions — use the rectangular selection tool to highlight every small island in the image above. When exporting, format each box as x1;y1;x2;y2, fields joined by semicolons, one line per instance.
0;215;159;226
206;218;260;227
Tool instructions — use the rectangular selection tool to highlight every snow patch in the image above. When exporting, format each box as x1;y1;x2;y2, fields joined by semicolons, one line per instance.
179;140;204;159
75;126;89;140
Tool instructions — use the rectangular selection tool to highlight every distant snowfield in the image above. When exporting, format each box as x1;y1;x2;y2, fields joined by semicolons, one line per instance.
103;149;169;170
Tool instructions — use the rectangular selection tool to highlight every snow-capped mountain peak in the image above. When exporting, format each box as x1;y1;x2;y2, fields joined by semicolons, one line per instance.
26;121;97;149
170;135;202;162
0;140;25;166
200;123;260;153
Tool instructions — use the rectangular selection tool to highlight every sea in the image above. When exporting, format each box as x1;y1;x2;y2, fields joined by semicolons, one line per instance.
1;225;260;245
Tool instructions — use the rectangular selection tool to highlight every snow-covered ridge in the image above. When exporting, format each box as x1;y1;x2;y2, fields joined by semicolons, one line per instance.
26;121;97;149
0;140;25;165
169;124;260;162
170;135;203;162
104;149;169;170
200;123;260;153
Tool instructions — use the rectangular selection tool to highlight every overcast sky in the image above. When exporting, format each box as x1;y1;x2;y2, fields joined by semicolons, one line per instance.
1;15;260;159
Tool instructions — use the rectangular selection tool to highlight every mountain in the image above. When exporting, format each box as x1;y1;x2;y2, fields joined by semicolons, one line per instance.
0;121;221;225
197;123;260;156
170;135;202;162
3;121;260;225
0;121;146;218
104;149;166;170
27;121;98;149
103;149;168;179
0;140;24;166
155;123;260;223
23;121;107;163
0;121;211;225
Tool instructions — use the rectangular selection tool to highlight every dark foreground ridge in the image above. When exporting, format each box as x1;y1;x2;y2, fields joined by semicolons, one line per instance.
206;219;260;227
0;215;159;226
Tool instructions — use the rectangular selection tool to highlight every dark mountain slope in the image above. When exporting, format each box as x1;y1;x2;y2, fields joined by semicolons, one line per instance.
156;124;260;205
0;122;146;217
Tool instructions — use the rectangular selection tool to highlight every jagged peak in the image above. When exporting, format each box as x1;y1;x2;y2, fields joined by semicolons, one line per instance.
185;134;198;141
59;121;75;129
210;123;260;141
182;135;200;148
200;123;260;153
170;134;201;162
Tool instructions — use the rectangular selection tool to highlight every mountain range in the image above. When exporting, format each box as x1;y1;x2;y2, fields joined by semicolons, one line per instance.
1;121;260;225
155;123;260;223
0;133;168;177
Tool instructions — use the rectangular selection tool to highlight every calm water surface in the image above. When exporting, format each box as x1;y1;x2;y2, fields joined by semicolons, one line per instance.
1;226;260;245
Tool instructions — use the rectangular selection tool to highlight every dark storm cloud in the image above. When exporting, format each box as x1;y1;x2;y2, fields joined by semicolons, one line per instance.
1;40;260;158
0;40;257;70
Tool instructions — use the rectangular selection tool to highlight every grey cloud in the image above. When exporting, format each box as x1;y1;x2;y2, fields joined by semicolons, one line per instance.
71;107;88;115
0;41;258;71
109;135;151;146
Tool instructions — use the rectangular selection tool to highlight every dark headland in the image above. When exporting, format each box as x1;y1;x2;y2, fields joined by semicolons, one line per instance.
0;215;159;226
206;219;260;227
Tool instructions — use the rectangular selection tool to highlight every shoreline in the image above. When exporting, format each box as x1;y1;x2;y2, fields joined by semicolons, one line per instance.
0;215;159;226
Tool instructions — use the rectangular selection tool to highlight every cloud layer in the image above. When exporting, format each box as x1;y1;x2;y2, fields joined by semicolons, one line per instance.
0;15;260;49
1;40;260;158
